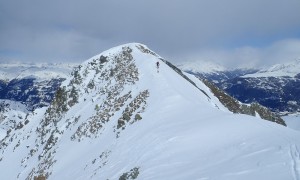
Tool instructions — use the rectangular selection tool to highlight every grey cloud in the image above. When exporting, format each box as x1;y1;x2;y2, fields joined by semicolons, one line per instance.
183;39;300;69
1;0;300;67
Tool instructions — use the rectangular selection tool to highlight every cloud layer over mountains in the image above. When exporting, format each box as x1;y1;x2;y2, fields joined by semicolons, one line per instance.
1;0;300;68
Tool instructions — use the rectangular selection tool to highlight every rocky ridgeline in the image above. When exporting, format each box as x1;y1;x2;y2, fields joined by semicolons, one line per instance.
202;79;286;126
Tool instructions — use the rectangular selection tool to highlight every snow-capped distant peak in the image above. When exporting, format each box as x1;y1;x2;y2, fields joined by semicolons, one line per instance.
177;61;227;74
243;59;300;78
0;62;78;81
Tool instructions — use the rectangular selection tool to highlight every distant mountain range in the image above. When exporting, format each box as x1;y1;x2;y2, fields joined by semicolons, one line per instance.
0;63;76;110
178;59;300;114
0;62;76;81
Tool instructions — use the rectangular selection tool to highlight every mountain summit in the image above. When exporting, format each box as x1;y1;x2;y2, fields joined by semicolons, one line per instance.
1;43;300;180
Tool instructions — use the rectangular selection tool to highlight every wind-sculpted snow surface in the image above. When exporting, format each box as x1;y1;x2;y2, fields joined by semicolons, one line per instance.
0;43;300;180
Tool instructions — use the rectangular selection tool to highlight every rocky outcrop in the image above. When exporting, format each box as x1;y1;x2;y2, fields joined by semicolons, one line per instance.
202;79;286;126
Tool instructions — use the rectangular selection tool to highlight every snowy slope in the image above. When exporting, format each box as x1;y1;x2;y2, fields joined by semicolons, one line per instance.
0;43;300;180
284;114;300;131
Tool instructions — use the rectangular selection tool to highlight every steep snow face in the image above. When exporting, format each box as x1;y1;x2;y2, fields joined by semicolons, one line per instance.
1;43;300;180
244;59;300;78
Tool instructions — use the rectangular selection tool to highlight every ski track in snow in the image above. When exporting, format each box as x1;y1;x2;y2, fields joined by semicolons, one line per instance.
256;117;300;180
240;148;274;159
290;144;300;180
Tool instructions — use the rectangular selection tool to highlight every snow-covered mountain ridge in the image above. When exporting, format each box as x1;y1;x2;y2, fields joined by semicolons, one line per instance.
244;59;300;78
1;43;300;180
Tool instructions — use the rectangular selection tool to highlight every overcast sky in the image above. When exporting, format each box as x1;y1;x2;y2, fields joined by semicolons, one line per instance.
1;0;300;68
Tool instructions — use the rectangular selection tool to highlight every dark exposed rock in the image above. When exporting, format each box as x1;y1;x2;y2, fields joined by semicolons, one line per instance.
202;79;286;126
134;114;142;121
116;90;149;136
100;55;108;64
119;167;140;180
